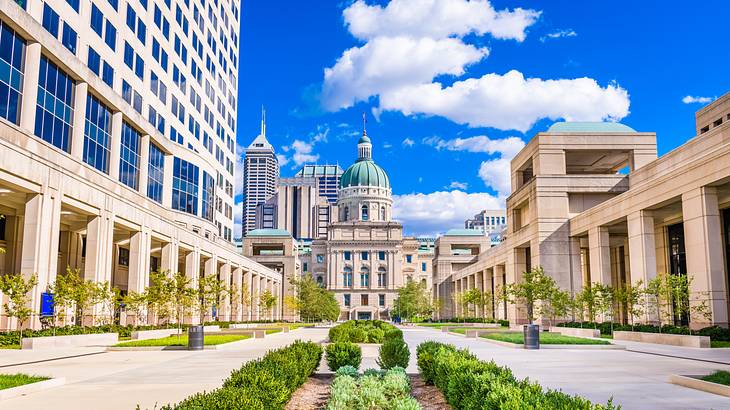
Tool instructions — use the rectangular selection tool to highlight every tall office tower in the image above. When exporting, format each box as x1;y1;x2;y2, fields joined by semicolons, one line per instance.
0;0;285;328
293;164;343;203
242;113;279;237
464;210;507;236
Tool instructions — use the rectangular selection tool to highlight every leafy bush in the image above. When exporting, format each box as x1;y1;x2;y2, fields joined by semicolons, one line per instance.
0;324;191;346
336;365;360;378
349;327;367;343
384;327;403;342
377;337;410;369
329;320;399;343
416;341;617;410
162;340;322;410
326;342;362;371
368;328;385;343
327;367;421;410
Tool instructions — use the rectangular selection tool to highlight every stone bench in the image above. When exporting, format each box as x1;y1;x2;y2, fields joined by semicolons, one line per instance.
613;331;710;348
22;333;118;349
550;327;601;338
131;329;181;340
221;329;266;338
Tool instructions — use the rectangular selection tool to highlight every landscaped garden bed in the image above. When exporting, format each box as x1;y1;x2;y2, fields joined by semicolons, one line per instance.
558;321;729;348
112;334;250;348
482;331;610;345
328;320;400;343
669;371;730;398
0;374;49;390
0;373;64;401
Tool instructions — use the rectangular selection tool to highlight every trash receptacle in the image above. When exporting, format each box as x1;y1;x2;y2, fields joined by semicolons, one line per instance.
188;325;204;350
523;324;539;350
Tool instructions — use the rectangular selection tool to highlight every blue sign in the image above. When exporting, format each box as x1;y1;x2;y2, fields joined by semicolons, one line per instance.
40;292;54;316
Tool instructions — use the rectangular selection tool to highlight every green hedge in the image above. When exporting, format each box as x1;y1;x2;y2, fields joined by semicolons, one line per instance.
557;321;730;341
429;318;509;327
326;342;362;371
416;341;617;409
161;340;322;409
0;324;188;346
377;337;410;369
329;320;398;343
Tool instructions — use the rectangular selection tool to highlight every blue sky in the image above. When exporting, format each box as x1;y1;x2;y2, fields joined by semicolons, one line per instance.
234;0;729;237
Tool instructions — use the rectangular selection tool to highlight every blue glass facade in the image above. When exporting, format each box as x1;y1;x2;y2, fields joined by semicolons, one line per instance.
35;56;74;152
0;21;25;125
201;171;214;222
172;157;198;215
146;143;164;203
119;121;140;189
83;95;112;173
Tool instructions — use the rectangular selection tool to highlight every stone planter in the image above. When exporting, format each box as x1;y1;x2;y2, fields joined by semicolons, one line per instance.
0;378;66;400
550;327;601;338
613;331;710;348
669;374;730;397
131;328;181;340
202;325;221;333
22;333;119;349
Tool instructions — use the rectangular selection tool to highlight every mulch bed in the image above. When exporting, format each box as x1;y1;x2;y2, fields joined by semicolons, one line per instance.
286;374;334;410
410;374;451;409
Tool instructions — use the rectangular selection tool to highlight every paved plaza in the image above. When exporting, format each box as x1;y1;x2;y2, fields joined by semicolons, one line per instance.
1;327;729;409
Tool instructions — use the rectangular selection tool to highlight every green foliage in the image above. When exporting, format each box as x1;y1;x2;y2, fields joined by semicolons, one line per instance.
504;266;556;323
328;320;398;343
0;373;49;390
384;327;404;341
327;367;420;410
258;289;277;319
0;273;37;341
326;341;362;371
114;334;250;347
289;273;340;322
416;341;618;409
163;340;322;410
393;280;433;322
51;267;107;326
700;371;730;386
482;332;610;345
377;337;410;369
336;365;360;378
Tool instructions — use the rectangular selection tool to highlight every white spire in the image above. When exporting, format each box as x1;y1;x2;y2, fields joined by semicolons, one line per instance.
260;105;266;137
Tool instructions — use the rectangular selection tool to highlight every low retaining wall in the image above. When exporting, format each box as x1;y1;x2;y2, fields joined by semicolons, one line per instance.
202;325;221;333
669;374;730;397
613;331;710;348
131;329;181;340
22;333;119;349
0;378;66;400
550;327;601;338
222;329;266;338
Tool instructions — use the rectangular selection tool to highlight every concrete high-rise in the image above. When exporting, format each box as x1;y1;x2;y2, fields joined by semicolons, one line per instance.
293;164;343;204
242;111;278;237
0;0;283;329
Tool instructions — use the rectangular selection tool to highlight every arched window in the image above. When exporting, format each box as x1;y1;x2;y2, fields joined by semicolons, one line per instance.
316;276;324;286
361;204;368;221
360;267;370;287
380;206;386;221
344;207;349;221
421;278;427;288
343;267;353;287
377;266;387;287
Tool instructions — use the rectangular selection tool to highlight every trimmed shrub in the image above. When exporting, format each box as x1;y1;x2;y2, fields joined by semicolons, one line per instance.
349;327;367;343
326;342;362;371
162;340;322;410
327;367;420;410
336;365;359;378
368;328;385;343
416;341;617;410
384;327;404;342
377;337;410;369
328;320;399;343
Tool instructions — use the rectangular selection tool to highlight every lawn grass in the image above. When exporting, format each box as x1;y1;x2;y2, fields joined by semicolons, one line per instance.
482;331;610;345
711;340;730;348
113;334;250;347
0;344;20;350
265;328;282;335
0;374;49;390
701;370;730;386
450;328;466;334
599;334;614;339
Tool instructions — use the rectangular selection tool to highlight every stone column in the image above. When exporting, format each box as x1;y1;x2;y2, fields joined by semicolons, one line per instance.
83;211;115;324
19;190;62;329
232;267;243;322
682;187;729;328
627;210;658;323
138;135;150;195
588;226;612;286
253;273;261;320
494;265;506;321
127;228;151;324
219;263;231;321
19;42;41;134
70;83;89;160
184;248;200;324
161;240;179;275
243;269;252;321
109;112;123;179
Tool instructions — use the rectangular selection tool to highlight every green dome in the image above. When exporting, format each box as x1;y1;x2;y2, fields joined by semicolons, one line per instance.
358;134;371;144
340;159;390;189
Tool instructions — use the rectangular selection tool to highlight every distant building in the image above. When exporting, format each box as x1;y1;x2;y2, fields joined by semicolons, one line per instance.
242;113;279;237
294;165;344;204
465;210;507;236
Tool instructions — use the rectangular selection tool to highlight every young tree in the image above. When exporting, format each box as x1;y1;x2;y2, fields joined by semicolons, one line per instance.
615;281;645;330
169;271;195;336
645;276;671;331
240;285;252;320
461;288;483;318
290;274;339;322
52;268;99;326
197;275;224;323
505;266;556;324
259;289;277;320
541;288;571;328
123;291;148;326
146;271;173;325
0;273;37;343
393;280;432;322
593;283;616;333
227;282;240;321
94;281;121;326
576;285;600;325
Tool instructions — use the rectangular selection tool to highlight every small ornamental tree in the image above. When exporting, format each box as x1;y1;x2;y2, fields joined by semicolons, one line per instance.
645;276;670;331
169;271;195;336
123;291;147;325
228;283;240;321
94;281;121;326
505;266;556;324
290;274;339;322
461;288;483;318
576;285;600;325
593;283;616;333
393;280;432;322
52;267;99;326
146;271;172;325
541;288;571;327
0;273;37;343
259;289;277;320
240;285;252;320
615;281;645;330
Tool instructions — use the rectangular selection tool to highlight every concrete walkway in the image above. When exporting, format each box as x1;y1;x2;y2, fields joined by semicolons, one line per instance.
0;327;329;410
403;326;730;410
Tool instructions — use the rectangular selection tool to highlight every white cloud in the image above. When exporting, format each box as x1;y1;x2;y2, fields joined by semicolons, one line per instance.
383;143;393;149
447;181;469;190
290;140;320;166
478;157;512;194
233;200;243;240
276;153;290;166
402;138;415;147
423;135;525;157
322;36;487;111
393;190;503;236
379;70;630;132
682;95;714;104
344;0;540;41
278;125;330;167
540;29;577;42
